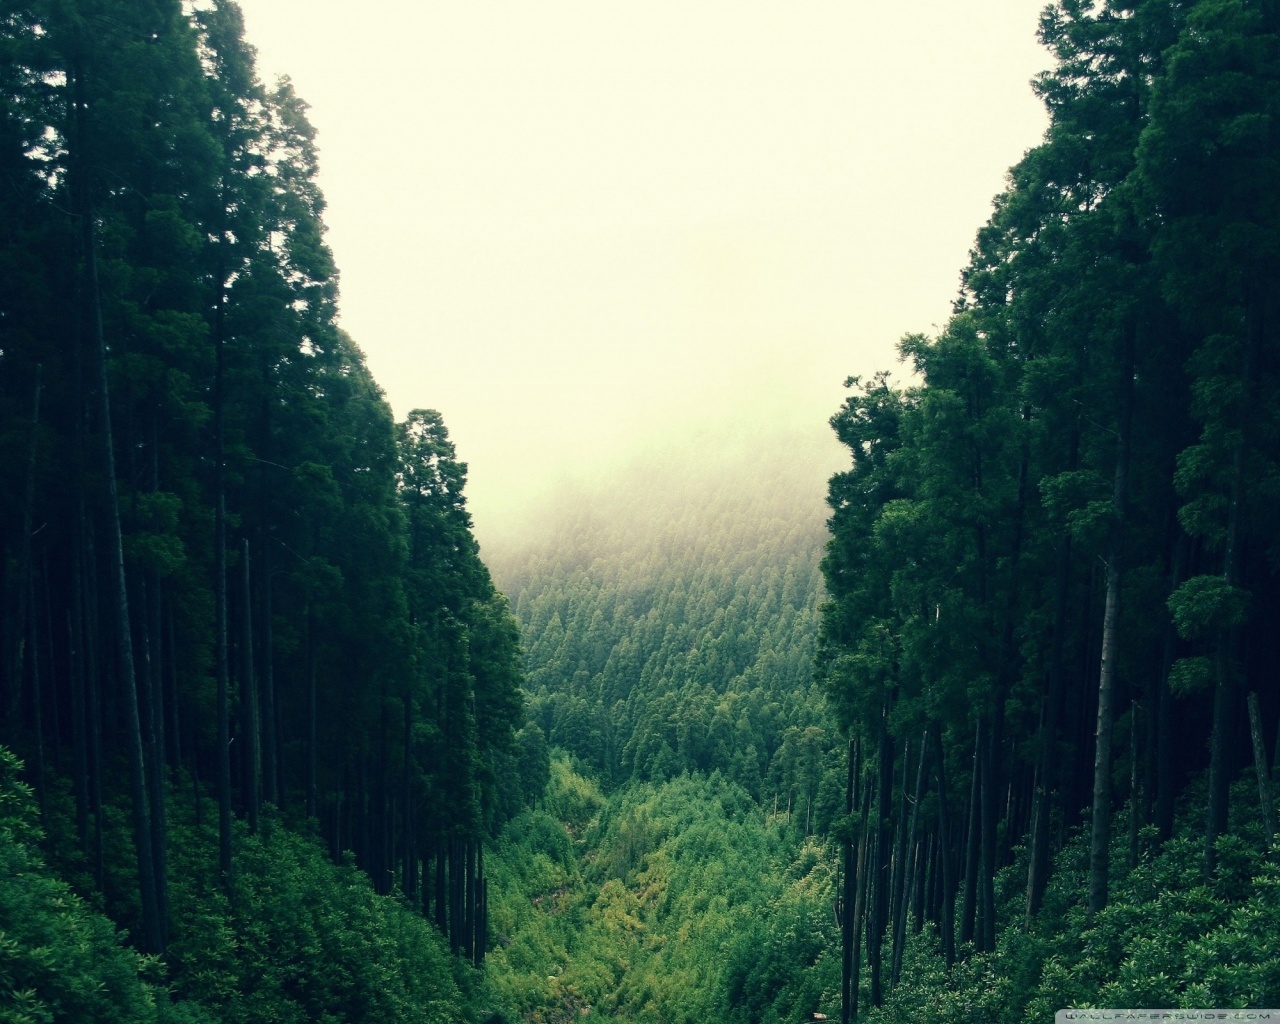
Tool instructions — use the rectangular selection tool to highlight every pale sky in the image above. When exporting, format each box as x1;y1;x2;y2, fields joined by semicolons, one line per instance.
232;1;1050;548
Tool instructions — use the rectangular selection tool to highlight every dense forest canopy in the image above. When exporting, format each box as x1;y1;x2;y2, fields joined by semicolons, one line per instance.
2;0;1280;1023
814;0;1280;1019
1;0;526;1019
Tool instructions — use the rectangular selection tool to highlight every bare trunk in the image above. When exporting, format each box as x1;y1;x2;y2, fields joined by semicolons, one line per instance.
1248;693;1276;849
1088;322;1135;917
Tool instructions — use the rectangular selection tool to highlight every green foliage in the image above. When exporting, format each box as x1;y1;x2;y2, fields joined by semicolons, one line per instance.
1167;575;1251;640
484;758;840;1024
0;747;163;1024
167;819;466;1024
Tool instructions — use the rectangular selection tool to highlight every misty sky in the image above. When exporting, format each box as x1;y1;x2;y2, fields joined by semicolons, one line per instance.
232;1;1050;547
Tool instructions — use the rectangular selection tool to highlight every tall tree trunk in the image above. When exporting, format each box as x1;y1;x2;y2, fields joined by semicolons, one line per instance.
138;572;168;950
1248;693;1276;849
1025;526;1069;922
28;578;45;817
959;723;980;946
5;365;41;746
931;723;955;968
1088;321;1135;917
978;712;998;952
214;201;232;882
1128;699;1141;869
848;774;873;1024
262;543;278;807
74;58;162;951
242;540;260;832
868;698;894;1006
1204;307;1256;875
473;843;487;967
1155;533;1186;842
892;732;928;986
402;693;415;898
307;604;318;820
841;736;857;1024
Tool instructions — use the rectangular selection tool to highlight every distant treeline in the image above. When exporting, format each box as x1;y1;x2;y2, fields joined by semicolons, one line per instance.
492;451;841;825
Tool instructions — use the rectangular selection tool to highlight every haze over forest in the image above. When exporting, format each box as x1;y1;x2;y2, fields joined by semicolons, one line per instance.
232;0;1051;545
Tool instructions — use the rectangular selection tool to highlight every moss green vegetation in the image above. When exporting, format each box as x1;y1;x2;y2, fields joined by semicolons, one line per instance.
483;757;842;1024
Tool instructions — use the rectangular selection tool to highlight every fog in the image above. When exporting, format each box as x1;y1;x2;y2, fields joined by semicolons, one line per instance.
232;1;1050;551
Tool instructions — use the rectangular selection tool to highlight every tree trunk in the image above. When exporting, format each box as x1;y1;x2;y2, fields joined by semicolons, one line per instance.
1204;307;1255;875
848;774;873;1023
242;540;260;832
5;365;42;746
262;543;278;807
214;199;232;882
931;723;955;968
892;732;928;986
1248;692;1276;849
841;736;857;1024
1088;321;1135;917
959;723;980;946
402;693;415;898
869;698;895;1006
307;604;317;820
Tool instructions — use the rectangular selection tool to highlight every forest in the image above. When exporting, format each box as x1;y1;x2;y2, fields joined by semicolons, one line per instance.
2;0;1280;1022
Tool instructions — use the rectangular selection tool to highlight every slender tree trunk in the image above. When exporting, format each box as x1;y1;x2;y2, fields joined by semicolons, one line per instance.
848;777;873;1023
262;543;277;807
960;723;980;946
214;207;232;882
6;366;42;745
887;737;910;978
84;520;105;889
435;839;447;935
69;602;90;856
1155;533;1187;842
978;712;999;952
892;732;928;986
869;697;895;1007
28;579;45;818
138;572;169;950
1088;322;1135;917
402;693;415;898
473;843;487;967
1205;308;1256;875
76;74;161;952
1026;461;1075;923
931;723;955;968
242;540;260;833
307;604;317;820
1248;693;1276;849
1128;700;1141;869
841;736;857;1024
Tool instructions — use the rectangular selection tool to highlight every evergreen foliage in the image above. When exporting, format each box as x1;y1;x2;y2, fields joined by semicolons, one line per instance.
0;0;522;1016
818;0;1280;1018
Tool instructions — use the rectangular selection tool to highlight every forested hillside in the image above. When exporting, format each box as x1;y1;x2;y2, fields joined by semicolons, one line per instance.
1;1;523;1020
491;441;840;813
